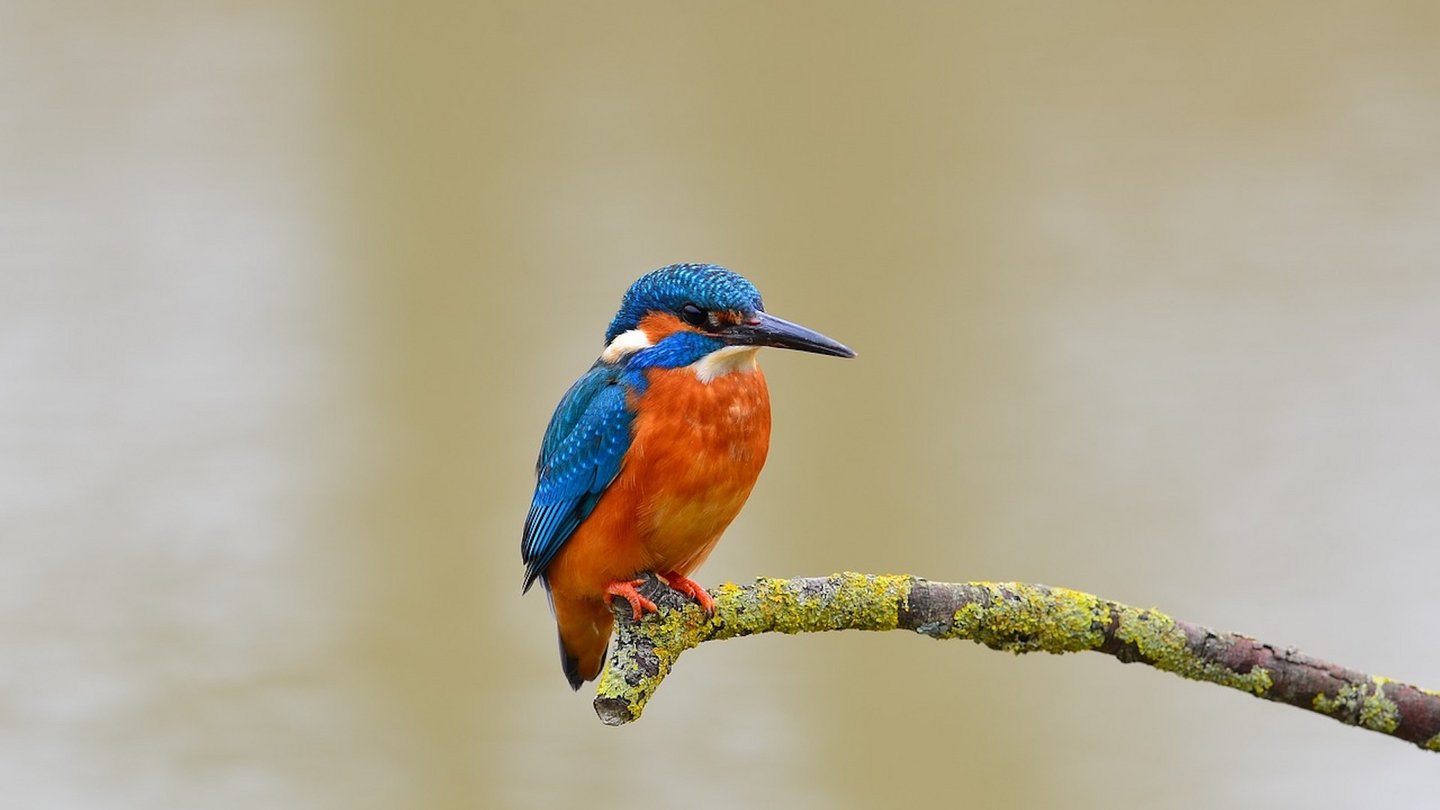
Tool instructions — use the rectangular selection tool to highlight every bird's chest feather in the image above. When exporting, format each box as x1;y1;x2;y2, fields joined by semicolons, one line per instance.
626;362;772;547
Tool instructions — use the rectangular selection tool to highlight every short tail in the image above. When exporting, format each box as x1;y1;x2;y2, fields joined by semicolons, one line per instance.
552;593;614;690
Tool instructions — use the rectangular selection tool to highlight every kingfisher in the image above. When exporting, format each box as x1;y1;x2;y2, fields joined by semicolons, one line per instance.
522;263;855;689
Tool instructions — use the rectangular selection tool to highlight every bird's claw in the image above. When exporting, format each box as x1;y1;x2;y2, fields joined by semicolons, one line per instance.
604;578;659;621
661;571;716;617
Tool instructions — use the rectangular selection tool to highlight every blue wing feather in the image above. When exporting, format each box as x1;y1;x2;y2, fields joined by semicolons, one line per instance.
521;363;635;592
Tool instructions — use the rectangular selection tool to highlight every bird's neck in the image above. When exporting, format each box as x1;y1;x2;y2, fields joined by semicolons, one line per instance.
604;329;759;384
691;346;761;383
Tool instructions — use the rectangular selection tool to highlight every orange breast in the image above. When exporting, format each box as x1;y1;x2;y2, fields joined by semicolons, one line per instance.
544;363;771;602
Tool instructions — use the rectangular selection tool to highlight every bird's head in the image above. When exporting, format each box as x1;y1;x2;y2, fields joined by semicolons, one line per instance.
601;264;855;375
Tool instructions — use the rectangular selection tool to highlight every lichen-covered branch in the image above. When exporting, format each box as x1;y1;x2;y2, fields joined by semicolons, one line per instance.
593;573;1440;752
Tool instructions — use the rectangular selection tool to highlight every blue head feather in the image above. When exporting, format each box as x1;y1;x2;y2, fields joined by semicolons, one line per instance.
604;263;764;344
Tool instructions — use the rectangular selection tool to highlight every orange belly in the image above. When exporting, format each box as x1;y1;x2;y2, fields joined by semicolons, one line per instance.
545;364;772;602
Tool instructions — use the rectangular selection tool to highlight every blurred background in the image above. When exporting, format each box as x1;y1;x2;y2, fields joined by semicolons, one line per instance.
4;2;1440;807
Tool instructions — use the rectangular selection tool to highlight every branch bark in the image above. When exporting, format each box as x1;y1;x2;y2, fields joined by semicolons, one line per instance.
592;572;1440;752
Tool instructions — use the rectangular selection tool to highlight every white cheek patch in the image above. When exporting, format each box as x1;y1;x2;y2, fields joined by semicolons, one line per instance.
692;346;761;383
601;328;653;363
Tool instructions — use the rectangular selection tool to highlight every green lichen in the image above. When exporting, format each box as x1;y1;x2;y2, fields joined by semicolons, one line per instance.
597;573;913;723
1363;676;1401;733
1312;679;1400;734
1312;685;1358;717
593;586;712;725
1252;667;1275;696
1360;694;1400;734
921;584;1276;697
595;573;1437;744
729;573;908;636
819;572;908;632
945;583;1106;654
1111;604;1273;696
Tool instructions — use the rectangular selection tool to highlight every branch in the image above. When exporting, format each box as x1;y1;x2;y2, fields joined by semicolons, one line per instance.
593;573;1440;751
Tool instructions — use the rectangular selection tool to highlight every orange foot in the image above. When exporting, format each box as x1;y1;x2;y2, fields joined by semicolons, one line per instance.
604;578;659;621
661;571;716;617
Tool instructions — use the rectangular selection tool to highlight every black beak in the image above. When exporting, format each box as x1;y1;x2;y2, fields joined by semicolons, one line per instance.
722;311;856;358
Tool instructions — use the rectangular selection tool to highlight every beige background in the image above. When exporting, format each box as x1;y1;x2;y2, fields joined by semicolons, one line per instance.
4;2;1440;808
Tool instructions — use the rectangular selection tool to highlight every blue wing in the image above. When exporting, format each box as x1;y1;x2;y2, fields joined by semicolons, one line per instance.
521;363;635;592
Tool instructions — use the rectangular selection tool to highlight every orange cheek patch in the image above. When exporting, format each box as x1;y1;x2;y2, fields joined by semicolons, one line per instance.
636;312;691;341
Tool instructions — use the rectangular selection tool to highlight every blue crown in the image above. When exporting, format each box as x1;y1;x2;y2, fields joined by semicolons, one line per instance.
604;264;764;343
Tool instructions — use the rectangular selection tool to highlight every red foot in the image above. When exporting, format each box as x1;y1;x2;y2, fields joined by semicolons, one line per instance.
604;579;659;621
661;571;716;617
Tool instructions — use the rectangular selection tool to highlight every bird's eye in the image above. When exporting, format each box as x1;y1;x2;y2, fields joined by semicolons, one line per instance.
680;303;707;327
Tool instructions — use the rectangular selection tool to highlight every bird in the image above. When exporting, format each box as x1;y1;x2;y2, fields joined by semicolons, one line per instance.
522;263;855;689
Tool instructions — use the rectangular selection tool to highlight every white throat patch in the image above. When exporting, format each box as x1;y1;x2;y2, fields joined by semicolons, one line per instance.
692;346;761;383
601;328;653;363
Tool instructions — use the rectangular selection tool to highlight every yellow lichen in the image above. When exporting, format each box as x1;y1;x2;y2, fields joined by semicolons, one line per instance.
1312;681;1400;734
1248;667;1275;697
744;572;908;635
945;583;1105;654
1360;682;1401;734
1313;690;1340;714
1110;605;1272;696
835;572;907;631
593;573;1436;744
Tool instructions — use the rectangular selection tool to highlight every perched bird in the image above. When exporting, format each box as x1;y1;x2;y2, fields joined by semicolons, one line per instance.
522;263;855;689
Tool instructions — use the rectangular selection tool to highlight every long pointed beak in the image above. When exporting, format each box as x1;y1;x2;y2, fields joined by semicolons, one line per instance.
723;311;856;358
